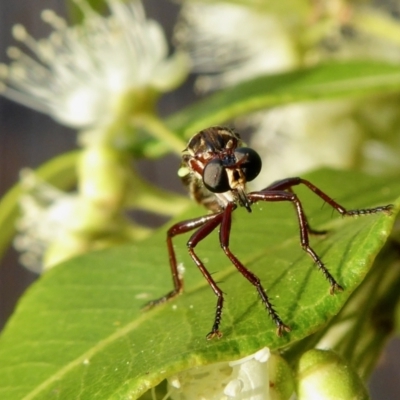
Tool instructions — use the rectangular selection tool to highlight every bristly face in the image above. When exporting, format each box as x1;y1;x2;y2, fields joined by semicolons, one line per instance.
178;126;262;212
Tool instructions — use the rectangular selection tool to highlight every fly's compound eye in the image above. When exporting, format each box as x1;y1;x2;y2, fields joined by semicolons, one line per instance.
234;147;262;182
202;159;231;193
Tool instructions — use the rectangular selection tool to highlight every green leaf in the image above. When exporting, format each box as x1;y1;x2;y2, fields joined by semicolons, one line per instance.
167;61;400;137
284;243;400;379
0;151;79;260
0;169;399;399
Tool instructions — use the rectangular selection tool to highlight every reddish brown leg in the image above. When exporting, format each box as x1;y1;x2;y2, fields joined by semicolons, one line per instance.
263;177;393;217
219;203;291;337
144;212;223;309
145;211;231;339
287;187;327;236
248;190;343;294
186;215;226;339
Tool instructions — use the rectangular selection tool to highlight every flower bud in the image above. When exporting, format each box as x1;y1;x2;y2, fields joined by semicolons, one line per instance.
296;349;369;400
268;353;295;400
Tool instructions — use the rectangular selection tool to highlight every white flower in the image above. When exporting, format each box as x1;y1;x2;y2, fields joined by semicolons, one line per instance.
14;169;85;272
249;100;363;184
165;347;294;400
176;2;400;179
166;347;271;400
175;2;299;92
250;95;400;184
165;347;295;399
0;0;189;131
14;168;139;272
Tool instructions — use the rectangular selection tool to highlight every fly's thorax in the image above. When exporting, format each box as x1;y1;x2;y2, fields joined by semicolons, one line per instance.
185;126;243;157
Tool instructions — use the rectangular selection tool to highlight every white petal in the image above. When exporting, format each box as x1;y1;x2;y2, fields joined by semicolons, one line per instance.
151;51;190;92
176;2;299;91
1;0;187;130
167;348;271;400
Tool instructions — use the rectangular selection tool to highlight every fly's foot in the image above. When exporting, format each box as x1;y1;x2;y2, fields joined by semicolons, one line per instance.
276;323;291;337
206;329;223;340
329;282;344;295
346;204;393;217
142;289;182;311
142;297;165;311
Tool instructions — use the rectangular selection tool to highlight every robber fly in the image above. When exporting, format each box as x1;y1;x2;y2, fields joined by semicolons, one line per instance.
145;126;393;339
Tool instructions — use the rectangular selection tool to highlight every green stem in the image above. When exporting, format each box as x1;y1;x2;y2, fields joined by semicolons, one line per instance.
127;169;191;216
131;114;186;156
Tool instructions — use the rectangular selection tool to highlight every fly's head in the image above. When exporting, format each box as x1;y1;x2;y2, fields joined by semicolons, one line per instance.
179;127;262;210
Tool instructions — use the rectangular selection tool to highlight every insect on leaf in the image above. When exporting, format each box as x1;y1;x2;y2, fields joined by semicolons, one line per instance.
0;169;398;399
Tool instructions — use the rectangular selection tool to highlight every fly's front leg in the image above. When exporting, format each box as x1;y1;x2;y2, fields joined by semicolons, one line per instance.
264;177;393;217
286;187;327;236
185;214;226;340
219;203;291;336
248;190;343;295
144;213;222;310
